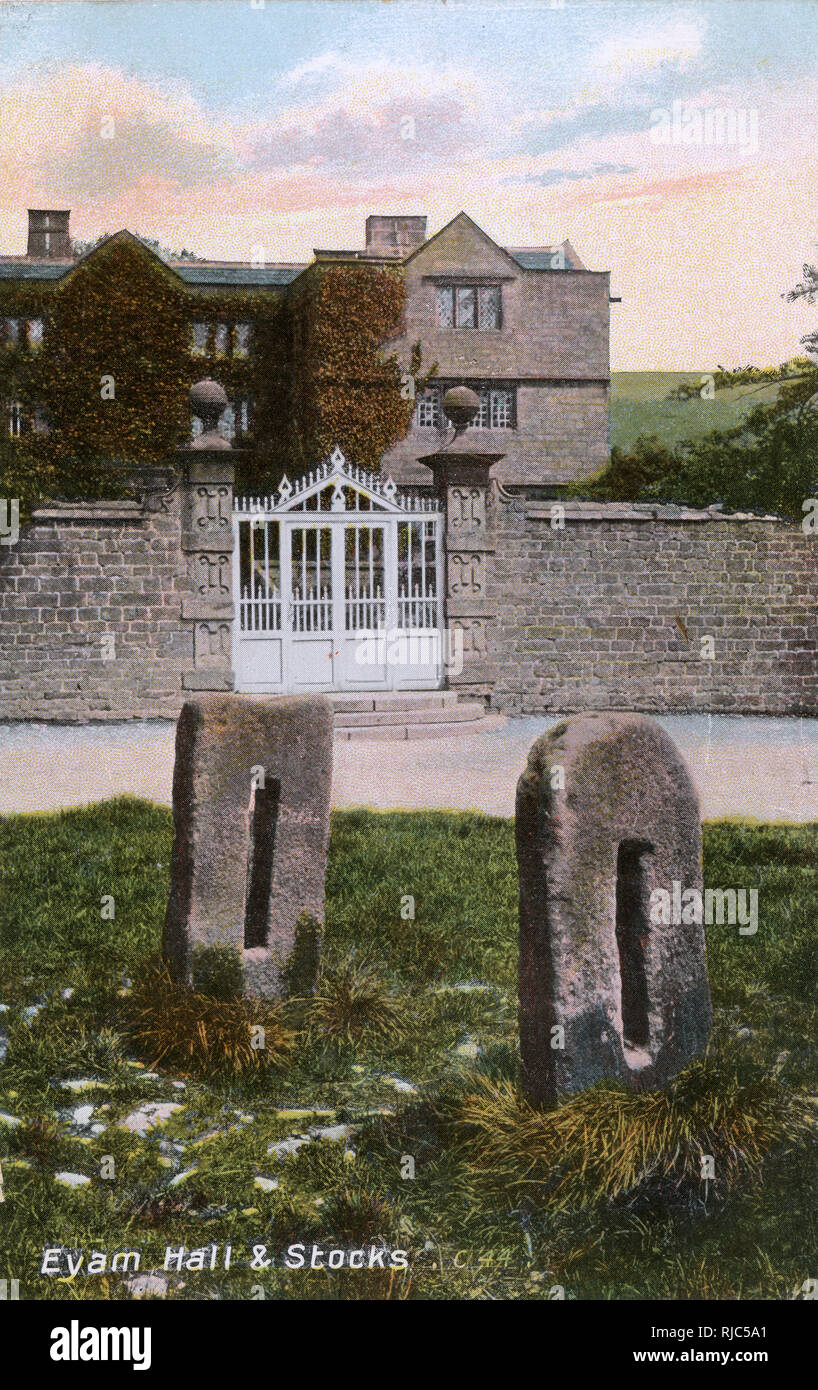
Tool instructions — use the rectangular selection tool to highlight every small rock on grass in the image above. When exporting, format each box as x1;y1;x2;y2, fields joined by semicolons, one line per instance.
0;1111;21;1128
308;1123;352;1142
267;1135;310;1161
124;1274;168;1299
54;1172;91;1188
254;1175;279;1192
383;1077;418;1095
120;1102;184;1135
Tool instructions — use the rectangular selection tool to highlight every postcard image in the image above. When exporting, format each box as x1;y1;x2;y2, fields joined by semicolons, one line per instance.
0;0;816;1356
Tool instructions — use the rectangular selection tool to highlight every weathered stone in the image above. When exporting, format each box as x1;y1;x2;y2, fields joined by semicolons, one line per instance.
163;693;332;999
517;712;712;1104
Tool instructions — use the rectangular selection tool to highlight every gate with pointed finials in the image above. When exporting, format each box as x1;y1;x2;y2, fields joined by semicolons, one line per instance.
232;447;444;693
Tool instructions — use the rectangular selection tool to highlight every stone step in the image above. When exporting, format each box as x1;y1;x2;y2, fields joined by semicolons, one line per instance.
334;702;485;729
329;692;458;713
335;712;507;741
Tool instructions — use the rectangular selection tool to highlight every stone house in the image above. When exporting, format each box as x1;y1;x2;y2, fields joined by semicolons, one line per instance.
1;209;814;721
0;206;611;490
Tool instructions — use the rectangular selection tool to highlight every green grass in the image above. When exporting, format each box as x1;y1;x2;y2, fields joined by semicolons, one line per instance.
610;371;787;453
0;798;815;1301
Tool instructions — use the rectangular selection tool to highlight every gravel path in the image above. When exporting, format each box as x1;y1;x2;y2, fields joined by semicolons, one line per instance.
1;713;817;822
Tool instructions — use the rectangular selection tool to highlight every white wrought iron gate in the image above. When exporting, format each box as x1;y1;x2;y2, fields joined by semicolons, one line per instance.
232;447;443;693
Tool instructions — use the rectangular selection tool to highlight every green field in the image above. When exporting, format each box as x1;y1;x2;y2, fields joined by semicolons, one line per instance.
610;372;786;453
0;800;815;1300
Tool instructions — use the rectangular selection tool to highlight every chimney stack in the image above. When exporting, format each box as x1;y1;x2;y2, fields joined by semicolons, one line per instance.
27;209;71;259
364;215;427;258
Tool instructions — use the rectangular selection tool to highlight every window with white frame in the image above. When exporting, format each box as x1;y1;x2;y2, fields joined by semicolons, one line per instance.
28;318;43;347
415;382;516;430
191;320;252;358
477;384;516;429
414;386;441;428
8;401;25;437
435;283;501;330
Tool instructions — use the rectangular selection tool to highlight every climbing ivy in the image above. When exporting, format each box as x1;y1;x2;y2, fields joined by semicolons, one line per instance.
0;239;430;515
270;262;432;480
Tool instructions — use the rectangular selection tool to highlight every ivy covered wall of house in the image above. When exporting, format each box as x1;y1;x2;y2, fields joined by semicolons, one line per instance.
0;236;426;516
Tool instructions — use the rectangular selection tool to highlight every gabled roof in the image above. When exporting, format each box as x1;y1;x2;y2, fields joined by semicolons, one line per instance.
0;216;596;287
403;210;525;274
171;263;306;286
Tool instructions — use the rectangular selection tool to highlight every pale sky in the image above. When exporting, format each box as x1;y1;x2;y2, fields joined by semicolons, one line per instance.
1;0;816;368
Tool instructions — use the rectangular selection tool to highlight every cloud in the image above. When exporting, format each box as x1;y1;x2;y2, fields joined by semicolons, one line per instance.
280;50;346;87
249;58;493;182
505;163;638;188
594;15;706;79
2;64;239;201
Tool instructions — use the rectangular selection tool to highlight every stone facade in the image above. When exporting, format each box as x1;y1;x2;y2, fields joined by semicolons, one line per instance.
381;213;610;488
490;497;818;715
0;448;239;721
3;208;609;491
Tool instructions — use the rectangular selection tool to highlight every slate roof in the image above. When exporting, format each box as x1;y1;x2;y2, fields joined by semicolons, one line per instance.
0;258;306;287
0;261;71;280
172;263;306;286
0;228;588;284
506;241;586;271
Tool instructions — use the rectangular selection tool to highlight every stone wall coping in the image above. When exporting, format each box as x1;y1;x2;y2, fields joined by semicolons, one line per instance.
30;500;145;524
524;500;784;524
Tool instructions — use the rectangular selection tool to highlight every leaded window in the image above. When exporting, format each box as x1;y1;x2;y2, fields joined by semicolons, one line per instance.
435;283;502;329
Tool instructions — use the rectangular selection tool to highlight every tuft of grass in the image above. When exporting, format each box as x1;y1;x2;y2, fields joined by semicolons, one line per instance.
124;956;294;1079
301;957;408;1050
457;1061;812;1211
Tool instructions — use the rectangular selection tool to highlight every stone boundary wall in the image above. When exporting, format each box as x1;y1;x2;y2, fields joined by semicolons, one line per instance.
1;484;815;721
490;496;818;715
0;493;192;721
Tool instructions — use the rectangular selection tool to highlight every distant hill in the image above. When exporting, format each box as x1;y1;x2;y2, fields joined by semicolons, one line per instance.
610;372;786;453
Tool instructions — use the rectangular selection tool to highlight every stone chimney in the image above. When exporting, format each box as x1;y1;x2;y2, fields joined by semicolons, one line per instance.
27;210;71;259
364;215;427;258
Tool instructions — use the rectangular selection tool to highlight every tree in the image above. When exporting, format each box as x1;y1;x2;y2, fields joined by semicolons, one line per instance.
580;257;818;517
